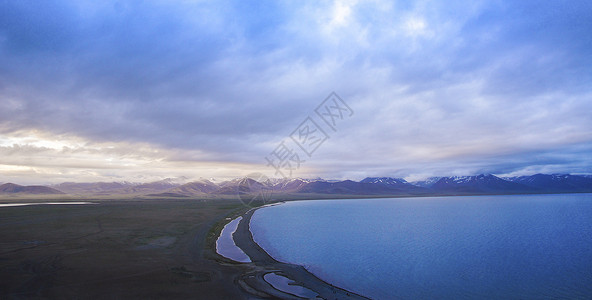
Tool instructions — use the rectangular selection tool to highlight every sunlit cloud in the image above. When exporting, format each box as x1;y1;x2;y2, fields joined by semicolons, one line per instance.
0;130;274;184
0;0;591;183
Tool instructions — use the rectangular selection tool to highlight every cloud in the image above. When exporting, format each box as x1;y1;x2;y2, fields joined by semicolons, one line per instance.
0;0;591;183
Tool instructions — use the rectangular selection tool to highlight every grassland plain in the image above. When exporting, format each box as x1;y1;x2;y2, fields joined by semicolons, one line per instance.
0;197;259;299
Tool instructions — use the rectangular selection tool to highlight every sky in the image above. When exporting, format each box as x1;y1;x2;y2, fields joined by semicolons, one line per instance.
1;0;591;184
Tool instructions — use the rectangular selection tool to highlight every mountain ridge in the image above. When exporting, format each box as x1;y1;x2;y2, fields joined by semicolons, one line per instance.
0;183;65;195
3;174;592;197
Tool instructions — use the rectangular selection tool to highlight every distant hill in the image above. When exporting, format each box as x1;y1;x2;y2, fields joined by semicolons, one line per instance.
158;180;220;196
360;177;409;185
294;180;365;194
5;174;592;198
52;181;134;195
410;177;441;188
0;183;65;195
116;179;180;195
78;174;592;197
272;178;310;192
429;174;532;195
52;179;182;196
506;174;592;193
306;178;428;195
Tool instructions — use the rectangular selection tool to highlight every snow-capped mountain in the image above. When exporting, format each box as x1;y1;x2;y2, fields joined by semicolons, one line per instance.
411;177;441;188
360;177;409;185
506;174;592;193
14;173;592;198
430;174;532;194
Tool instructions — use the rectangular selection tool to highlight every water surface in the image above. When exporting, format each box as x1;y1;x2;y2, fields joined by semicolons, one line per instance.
216;216;251;262
250;194;592;299
263;272;318;298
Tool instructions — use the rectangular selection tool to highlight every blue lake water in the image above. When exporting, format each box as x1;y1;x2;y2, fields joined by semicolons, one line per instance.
250;194;592;299
216;216;251;263
263;272;319;298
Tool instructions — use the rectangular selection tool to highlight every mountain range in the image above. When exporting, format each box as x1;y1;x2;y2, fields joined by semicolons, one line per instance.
0;183;64;195
1;174;592;197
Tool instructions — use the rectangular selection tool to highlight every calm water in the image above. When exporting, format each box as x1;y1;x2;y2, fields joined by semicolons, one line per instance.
250;194;592;299
216;216;251;263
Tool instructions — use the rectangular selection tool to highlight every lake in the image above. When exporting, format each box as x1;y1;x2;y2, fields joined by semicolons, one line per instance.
250;194;592;299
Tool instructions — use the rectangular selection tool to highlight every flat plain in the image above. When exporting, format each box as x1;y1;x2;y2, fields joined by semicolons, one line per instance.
0;198;251;299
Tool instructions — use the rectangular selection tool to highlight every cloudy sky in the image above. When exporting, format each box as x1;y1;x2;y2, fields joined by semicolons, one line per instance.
1;0;591;184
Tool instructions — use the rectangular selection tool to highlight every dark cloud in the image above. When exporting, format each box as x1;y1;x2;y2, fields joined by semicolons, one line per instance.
0;0;591;182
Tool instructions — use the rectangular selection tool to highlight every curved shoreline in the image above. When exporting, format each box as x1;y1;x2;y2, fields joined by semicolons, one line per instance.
232;205;370;299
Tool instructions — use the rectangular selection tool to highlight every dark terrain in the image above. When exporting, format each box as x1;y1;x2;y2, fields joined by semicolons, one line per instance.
0;198;251;299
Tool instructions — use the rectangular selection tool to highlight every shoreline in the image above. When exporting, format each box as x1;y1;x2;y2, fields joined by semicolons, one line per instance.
231;205;370;299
